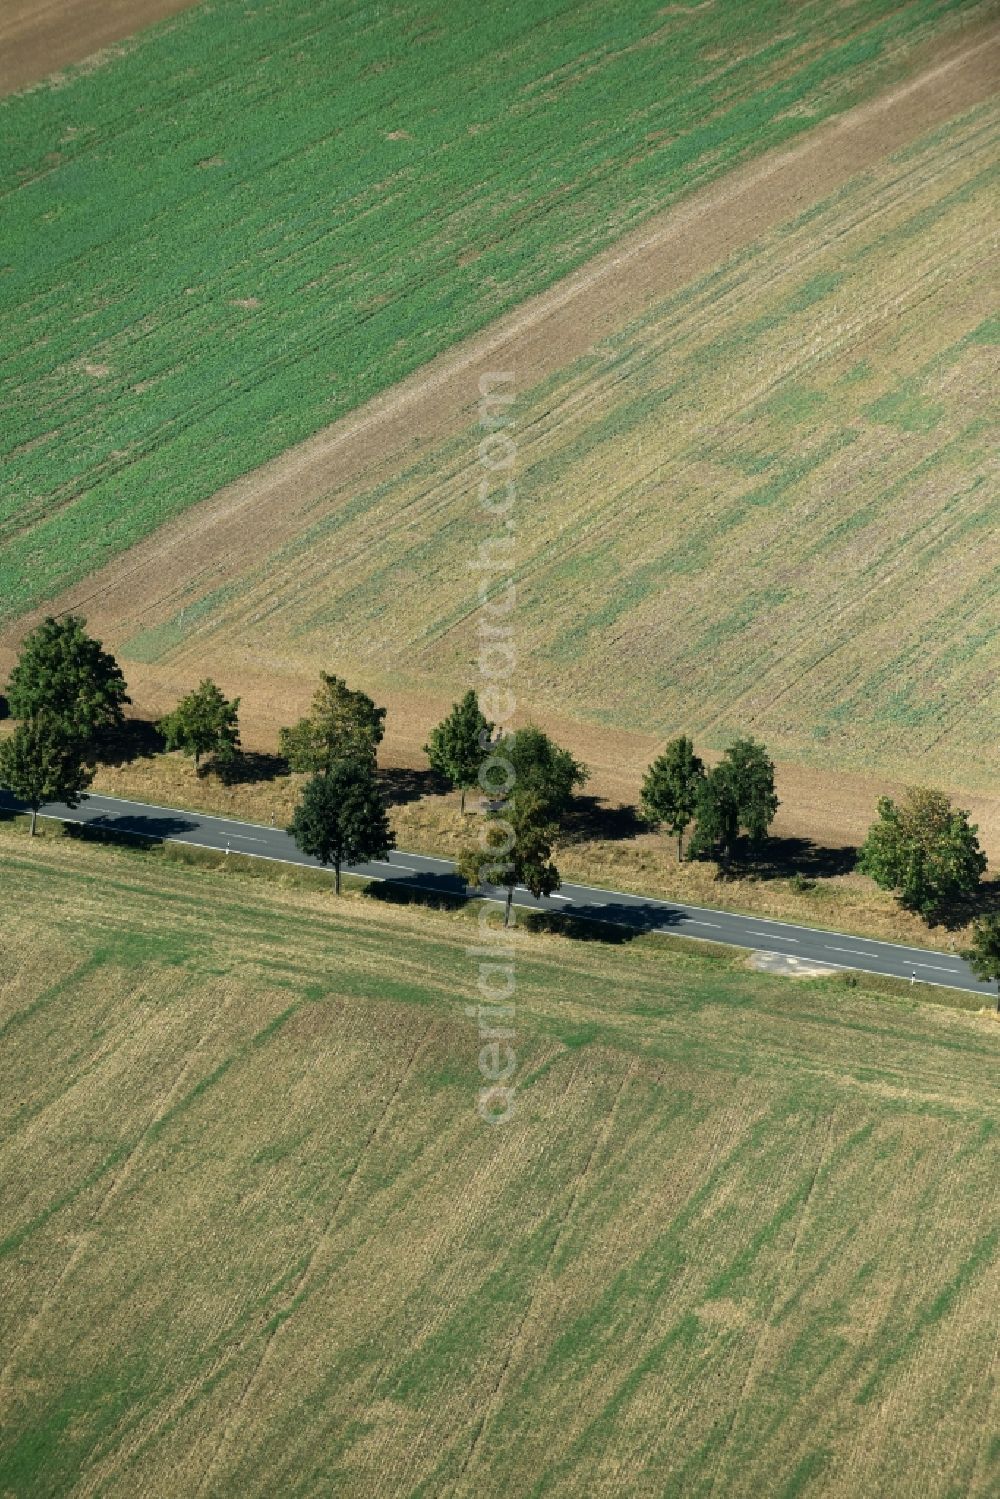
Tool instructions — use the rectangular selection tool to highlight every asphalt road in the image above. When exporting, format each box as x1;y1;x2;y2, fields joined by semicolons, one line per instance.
2;789;994;999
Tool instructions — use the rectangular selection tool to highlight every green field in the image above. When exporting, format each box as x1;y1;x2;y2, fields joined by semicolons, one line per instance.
0;0;989;621
1;824;997;1496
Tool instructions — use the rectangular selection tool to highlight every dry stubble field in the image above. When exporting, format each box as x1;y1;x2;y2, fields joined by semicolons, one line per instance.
100;98;999;790
47;89;999;894
1;823;998;1497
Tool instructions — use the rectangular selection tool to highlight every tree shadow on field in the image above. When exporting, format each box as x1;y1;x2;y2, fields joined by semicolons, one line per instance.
214;750;289;787
558;796;647;845
920;873;1000;933
95;717;166;766
379;766;447;807
363;870;469;913
707;836;858;884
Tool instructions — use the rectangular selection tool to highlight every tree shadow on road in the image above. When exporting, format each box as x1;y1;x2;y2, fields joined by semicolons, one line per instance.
518;908;645;943
363;871;468;913
362;876;671;945
64;813;200;848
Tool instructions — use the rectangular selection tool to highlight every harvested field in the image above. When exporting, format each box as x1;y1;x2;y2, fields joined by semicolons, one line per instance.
1;824;998;1496
0;0;993;621
28;92;999;806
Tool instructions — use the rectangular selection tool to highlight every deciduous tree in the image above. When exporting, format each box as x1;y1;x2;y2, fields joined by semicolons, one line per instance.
640;735;705;860
0;715;93;835
6;615;129;747
279;673;386;774
159;679;240;772
287;759;394;894
689;737;779;861
966;913;1000;1012
425;690;493;812
858;788;987;920
459;790;560;928
489;725;587;820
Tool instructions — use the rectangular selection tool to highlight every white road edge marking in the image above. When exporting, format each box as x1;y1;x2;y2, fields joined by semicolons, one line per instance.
10;794;965;963
12;805;987;995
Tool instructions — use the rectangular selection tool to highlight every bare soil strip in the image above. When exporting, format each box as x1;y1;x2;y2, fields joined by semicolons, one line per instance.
0;0;202;97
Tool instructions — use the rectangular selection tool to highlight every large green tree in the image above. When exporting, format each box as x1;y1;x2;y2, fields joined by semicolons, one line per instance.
0;715;93;835
287;759;394;894
425;690;494;812
458;726;585;927
689;737;779;861
159;680;240;772
640;735;705;860
459;790;560;928
489;725;587;820
280;673;386;774
965;913;1000;1013
6;615;130;747
858;788;987;921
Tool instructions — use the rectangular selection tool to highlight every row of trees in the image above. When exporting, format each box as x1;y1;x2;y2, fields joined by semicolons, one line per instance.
2;618;998;993
0;617;246;831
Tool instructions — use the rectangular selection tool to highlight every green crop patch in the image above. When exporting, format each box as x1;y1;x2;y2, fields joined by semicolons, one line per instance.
867;379;947;433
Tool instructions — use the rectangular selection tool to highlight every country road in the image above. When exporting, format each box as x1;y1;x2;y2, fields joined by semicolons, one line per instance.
2;789;994;999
